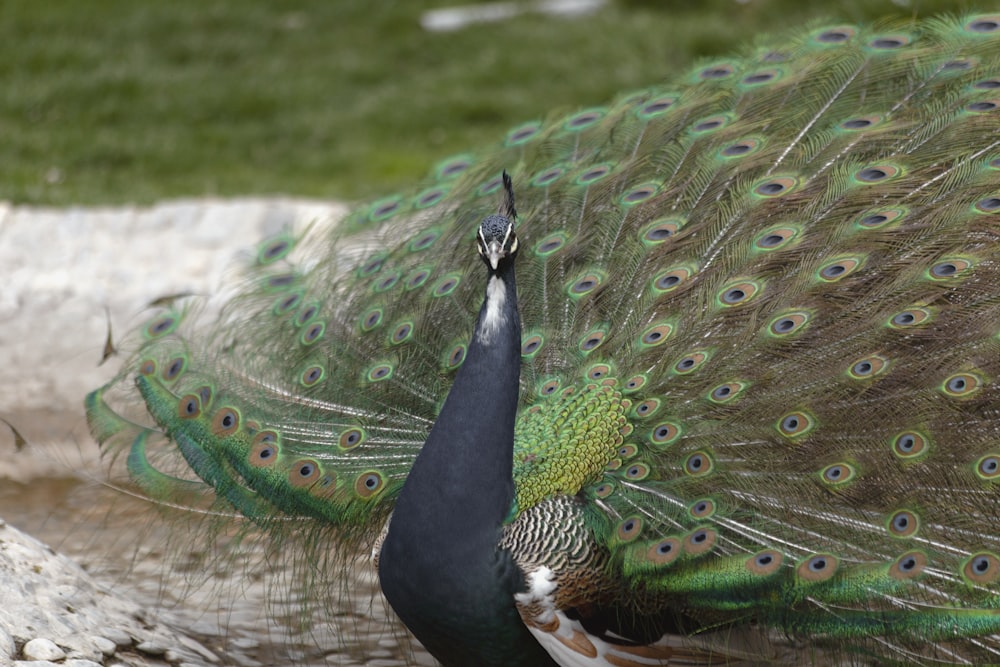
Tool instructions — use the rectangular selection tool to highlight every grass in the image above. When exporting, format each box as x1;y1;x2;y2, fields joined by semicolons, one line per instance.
0;0;990;205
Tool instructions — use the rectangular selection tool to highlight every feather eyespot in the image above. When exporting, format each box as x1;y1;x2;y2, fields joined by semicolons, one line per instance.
405;269;431;290
747;550;784;576
689;499;716;518
211;408;240;437
742;69;780;86
976;454;1000;480
301;321;325;345
719;137;761;159
531;166;565;187
145;314;179;339
195;385;213;409
355;471;385;498
617;516;643;542
967;16;1000;33
708;381;746;404
594;482;615;498
928;259;972;280
368;198;401;223
673;351;709;374
813;26;855;44
477;175;504;196
249;431;280;468
941;372;981;397
639;324;673;347
855;207;906;229
587;364;611;381
684;528;716;555
339;428;364;450
432;274;461;297
847;355;888;380
868;35;910;50
576;164;612;186
769;311;809;336
755;226;798;250
642;219;684;246
691;114;731;133
967;101;999;114
274;292;303;315
887;510;919;538
414;188;447;210
963;552;1000;584
623;463;649;480
651;422;681;445
360;308;383;332
161;356;187;382
563;108;605;131
266;273;297;289
366;364;393;382
618;445;638;459
535;233;566;256
975;197;1000;214
289;459;321;487
797;554;839;582
854;164;901;184
646;538;682;565
652;266;692;292
436;155;472;179
888;307;932;328
820;463;855;485
718;281;760;306
579;330;606;353
505;122;541;146
295;304;319;327
839;115;880;130
177;394;201;420
698;63;735;80
622;184;659;205
889;551;927;580
390;322;413;345
818;257;861;282
257;235;293;264
568;273;603;296
778;411;815;438
445;344;466;369
522;334;544;357
636;95;676;120
139;359;157;376
623;375;646;392
540;379;561;396
301;365;326;387
684;451;713;476
753;176;798;198
892;431;928;460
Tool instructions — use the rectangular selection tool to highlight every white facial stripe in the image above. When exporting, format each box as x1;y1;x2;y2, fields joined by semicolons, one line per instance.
477;275;507;344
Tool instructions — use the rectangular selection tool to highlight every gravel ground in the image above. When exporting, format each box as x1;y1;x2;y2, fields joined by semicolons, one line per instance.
0;199;433;667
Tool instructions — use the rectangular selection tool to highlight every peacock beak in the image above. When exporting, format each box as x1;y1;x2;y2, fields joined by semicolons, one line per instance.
485;240;505;270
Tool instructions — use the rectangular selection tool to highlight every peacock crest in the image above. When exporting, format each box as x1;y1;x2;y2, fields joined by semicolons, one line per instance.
88;13;1000;666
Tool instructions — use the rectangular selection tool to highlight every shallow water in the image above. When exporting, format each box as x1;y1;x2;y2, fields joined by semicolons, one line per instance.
0;420;431;667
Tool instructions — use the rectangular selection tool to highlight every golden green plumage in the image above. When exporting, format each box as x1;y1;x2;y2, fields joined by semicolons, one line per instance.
87;13;1000;665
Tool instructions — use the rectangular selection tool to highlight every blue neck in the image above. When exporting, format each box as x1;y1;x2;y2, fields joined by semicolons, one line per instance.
379;258;554;666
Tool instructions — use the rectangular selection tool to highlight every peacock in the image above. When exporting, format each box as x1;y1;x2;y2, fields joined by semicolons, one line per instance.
87;13;1000;666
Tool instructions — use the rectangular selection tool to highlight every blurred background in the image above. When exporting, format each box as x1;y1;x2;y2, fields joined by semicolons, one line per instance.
1;0;990;207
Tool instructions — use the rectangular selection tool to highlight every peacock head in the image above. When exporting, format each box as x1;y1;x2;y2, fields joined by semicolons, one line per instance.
477;170;519;272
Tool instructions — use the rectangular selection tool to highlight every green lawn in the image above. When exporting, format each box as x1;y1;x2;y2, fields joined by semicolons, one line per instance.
0;0;987;205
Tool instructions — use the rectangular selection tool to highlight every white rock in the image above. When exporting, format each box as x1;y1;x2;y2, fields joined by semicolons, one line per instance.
22;637;66;661
89;635;117;657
